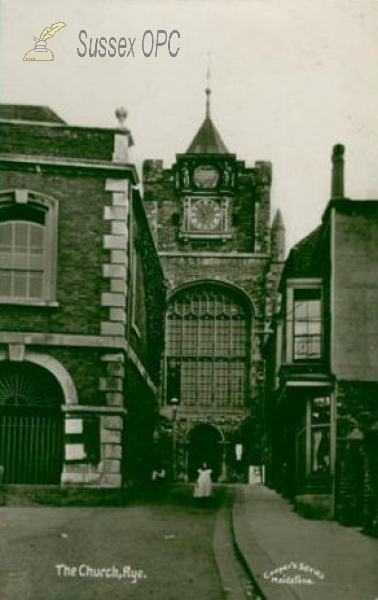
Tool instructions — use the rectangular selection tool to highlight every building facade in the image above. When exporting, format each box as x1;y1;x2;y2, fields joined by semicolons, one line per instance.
0;105;165;489
266;145;378;530
143;91;285;482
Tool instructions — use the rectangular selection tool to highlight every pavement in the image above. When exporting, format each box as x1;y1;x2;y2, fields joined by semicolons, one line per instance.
232;484;378;600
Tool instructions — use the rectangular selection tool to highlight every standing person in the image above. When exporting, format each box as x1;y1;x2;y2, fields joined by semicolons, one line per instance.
193;462;212;499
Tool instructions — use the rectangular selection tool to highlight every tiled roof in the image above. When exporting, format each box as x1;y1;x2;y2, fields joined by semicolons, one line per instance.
283;225;323;279
0;105;65;124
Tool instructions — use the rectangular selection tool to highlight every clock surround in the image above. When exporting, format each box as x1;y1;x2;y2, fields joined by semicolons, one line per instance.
189;197;221;231
179;196;231;240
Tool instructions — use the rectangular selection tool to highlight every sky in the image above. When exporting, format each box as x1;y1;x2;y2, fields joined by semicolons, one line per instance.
2;0;378;250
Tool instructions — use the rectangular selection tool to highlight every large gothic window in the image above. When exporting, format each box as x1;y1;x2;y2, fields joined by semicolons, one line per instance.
165;284;250;408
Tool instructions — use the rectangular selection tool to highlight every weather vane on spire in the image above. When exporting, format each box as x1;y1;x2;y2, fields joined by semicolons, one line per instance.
206;51;212;117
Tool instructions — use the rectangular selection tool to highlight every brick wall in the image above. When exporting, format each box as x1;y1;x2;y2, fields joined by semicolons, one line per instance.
0;123;116;161
333;206;378;380
0;167;113;334
0;112;164;489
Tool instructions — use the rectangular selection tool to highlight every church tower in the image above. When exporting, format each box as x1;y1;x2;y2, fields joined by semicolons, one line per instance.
143;89;284;482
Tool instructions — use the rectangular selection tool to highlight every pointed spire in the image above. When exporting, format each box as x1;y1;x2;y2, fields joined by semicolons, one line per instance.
271;209;286;261
185;113;229;154
206;87;211;118
272;209;285;230
185;54;229;155
206;52;211;118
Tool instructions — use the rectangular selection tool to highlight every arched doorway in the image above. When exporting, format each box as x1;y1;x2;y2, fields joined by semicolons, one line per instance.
0;361;64;484
188;424;222;481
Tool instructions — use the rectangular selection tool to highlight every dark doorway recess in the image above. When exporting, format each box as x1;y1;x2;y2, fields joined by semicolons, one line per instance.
188;423;222;481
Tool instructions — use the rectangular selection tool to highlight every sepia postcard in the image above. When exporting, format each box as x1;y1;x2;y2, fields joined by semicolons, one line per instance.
1;1;378;599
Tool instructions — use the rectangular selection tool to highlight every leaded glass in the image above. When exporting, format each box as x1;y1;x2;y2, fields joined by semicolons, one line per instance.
166;286;249;408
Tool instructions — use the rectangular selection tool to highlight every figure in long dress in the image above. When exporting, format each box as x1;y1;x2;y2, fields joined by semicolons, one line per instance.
193;462;212;498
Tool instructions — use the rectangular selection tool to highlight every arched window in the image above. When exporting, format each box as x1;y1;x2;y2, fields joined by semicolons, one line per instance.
165;284;251;408
0;190;58;304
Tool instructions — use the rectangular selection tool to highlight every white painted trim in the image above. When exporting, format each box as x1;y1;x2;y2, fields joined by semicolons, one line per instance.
285;281;323;362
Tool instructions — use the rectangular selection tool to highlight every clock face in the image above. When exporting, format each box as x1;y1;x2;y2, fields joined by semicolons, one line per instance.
189;198;221;231
193;165;219;189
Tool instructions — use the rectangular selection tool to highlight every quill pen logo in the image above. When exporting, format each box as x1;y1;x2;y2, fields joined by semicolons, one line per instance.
23;22;66;61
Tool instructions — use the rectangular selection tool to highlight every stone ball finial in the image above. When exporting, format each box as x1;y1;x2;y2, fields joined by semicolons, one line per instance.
115;107;128;128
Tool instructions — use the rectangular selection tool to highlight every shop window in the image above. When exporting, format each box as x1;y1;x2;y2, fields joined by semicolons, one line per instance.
296;395;331;480
310;396;330;474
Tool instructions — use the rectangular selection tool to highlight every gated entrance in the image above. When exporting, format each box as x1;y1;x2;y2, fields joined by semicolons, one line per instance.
0;361;64;484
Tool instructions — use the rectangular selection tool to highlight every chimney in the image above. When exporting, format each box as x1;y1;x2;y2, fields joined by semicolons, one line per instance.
331;144;345;199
